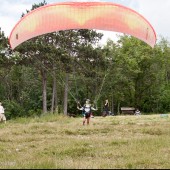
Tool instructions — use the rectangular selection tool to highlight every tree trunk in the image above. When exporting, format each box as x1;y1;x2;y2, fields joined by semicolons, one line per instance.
51;74;56;113
51;71;58;113
64;73;69;115
41;69;47;113
111;94;114;115
117;101;120;115
54;80;58;114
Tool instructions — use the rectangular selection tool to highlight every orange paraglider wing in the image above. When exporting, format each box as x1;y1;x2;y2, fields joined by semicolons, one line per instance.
9;2;156;49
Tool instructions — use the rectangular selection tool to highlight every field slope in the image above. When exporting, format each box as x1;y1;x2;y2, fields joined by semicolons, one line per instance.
0;114;170;169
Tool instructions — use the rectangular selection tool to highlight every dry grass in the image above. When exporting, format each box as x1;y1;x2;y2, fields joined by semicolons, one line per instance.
0;114;170;169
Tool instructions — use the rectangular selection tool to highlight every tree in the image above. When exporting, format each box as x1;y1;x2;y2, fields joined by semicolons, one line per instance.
103;35;166;113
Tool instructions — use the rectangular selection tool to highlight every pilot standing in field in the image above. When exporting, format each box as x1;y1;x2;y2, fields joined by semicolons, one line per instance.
77;99;97;125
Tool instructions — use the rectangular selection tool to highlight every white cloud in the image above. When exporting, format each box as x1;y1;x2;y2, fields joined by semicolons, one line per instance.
0;1;33;37
136;0;170;40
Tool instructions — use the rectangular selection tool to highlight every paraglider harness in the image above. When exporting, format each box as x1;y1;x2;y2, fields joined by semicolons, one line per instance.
82;105;92;118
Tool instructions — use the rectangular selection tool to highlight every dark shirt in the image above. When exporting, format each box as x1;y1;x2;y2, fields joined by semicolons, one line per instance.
103;103;109;112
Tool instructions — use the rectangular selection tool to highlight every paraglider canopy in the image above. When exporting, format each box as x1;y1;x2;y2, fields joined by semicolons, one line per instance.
9;1;156;49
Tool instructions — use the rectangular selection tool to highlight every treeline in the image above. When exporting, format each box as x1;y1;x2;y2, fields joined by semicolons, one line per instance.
0;2;170;119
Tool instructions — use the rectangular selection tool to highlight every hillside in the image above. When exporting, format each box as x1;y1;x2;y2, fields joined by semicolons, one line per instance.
0;114;170;169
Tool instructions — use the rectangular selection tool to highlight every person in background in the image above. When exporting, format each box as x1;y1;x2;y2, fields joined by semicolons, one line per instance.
0;102;6;124
135;108;141;115
102;99;109;117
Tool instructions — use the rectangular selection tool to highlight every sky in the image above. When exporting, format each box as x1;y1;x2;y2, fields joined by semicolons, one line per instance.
0;0;170;45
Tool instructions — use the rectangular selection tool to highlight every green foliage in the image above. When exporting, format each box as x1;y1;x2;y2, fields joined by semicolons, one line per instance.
1;1;170;117
3;100;25;119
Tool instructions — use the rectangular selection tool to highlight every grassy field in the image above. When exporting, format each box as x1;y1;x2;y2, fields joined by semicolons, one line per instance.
0;114;170;169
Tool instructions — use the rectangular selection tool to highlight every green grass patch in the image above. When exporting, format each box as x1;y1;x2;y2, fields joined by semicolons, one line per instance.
0;114;170;168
